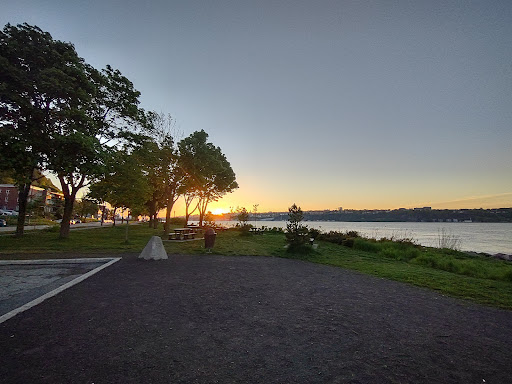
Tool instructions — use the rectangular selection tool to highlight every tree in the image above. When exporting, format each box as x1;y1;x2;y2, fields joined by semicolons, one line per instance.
73;197;99;221
237;207;249;226
0;23;90;236
48;64;145;238
89;149;150;242
178;130;238;226
179;181;200;226
144;112;184;235
285;204;309;251
0;23;145;238
89;148;150;234
236;206;251;235
135;138;167;229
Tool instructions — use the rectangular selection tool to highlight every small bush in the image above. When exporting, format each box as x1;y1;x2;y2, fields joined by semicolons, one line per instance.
317;231;358;247
309;228;321;240
285;204;309;251
437;228;461;250
239;223;253;236
346;230;360;238
169;217;186;227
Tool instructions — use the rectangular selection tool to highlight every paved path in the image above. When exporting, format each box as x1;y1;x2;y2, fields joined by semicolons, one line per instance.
0;221;126;233
1;254;511;383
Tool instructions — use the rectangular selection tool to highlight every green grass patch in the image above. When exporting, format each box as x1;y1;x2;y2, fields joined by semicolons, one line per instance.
1;225;512;309
0;223;163;258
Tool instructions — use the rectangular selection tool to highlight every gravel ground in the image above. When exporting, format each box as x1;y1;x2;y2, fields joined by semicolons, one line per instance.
1;253;511;383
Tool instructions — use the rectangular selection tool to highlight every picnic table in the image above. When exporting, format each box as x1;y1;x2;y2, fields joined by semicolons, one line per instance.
170;228;197;240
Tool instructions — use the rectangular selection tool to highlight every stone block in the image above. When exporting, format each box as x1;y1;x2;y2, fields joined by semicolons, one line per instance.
139;236;168;260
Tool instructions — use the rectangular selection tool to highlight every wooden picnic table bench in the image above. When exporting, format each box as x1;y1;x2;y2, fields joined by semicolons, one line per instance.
169;228;197;240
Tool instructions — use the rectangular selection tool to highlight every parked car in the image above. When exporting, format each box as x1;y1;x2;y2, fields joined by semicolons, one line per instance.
0;210;18;216
0;218;6;227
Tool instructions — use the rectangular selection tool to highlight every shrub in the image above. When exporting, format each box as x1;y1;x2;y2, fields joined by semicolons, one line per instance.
239;223;253;236
309;228;321;240
169;217;186;227
237;207;249;227
353;238;380;253
285;204;309;252
437;228;461;250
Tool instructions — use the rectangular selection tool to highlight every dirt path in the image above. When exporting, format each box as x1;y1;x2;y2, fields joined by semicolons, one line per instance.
1;253;511;383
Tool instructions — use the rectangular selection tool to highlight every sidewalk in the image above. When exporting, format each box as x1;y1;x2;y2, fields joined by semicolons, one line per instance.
1;254;512;383
0;221;137;233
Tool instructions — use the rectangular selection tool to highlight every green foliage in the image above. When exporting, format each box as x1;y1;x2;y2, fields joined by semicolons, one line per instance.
308;228;321;240
237;207;250;226
178;130;238;225
204;211;215;227
285;204;310;252
73;198;99;220
89;149;150;215
318;230;360;247
0;23;145;238
235;207;252;235
0;23;94;235
169;217;186;227
318;229;512;284
143;112;184;233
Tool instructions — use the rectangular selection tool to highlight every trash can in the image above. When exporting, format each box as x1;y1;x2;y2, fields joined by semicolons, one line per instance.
204;228;216;251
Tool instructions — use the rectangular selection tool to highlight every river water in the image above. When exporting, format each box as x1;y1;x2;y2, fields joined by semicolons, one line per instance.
205;220;512;255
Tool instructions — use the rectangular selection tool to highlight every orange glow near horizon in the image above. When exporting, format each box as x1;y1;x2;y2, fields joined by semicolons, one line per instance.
211;207;229;215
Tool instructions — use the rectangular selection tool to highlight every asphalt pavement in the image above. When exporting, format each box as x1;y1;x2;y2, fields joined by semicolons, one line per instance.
1;253;512;383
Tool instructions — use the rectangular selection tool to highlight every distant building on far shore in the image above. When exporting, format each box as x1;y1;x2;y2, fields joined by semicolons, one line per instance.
414;207;432;211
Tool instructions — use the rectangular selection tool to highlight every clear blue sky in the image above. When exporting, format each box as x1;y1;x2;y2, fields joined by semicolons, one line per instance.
3;0;512;212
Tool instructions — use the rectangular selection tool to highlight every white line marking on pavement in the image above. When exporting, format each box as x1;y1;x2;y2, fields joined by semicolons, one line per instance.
0;257;121;325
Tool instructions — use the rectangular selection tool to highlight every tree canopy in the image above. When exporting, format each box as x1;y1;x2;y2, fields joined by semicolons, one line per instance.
1;23;238;236
0;23;146;237
178;130;238;225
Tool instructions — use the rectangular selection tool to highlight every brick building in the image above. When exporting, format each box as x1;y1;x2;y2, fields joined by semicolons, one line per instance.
0;184;64;213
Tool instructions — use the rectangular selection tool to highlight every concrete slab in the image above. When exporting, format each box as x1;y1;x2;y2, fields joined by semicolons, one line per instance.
0;258;120;324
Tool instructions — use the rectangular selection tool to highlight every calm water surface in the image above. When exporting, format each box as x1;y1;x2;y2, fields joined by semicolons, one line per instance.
209;221;512;255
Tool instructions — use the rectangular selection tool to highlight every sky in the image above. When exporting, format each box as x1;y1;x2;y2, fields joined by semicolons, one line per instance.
2;0;512;214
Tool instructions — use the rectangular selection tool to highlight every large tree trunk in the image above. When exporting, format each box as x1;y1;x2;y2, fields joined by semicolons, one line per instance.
100;205;106;226
15;183;31;237
198;197;209;227
164;203;172;235
147;198;157;228
125;215;130;243
58;174;84;239
59;194;75;238
164;191;178;235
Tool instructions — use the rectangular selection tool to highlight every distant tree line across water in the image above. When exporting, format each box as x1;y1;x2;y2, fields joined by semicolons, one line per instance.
201;208;512;223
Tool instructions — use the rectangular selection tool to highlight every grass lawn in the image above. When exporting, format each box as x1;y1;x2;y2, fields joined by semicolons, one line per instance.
1;223;512;310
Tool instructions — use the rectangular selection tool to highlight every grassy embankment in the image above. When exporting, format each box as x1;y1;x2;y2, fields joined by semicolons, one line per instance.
1;223;512;309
